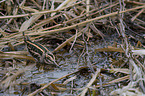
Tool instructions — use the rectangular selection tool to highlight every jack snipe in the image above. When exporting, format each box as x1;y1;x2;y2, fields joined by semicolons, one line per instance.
23;32;60;67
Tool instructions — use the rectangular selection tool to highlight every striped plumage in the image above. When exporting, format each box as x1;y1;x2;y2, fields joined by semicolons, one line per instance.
23;32;59;67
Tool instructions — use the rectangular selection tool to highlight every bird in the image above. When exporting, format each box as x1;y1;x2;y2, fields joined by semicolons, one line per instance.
23;32;60;67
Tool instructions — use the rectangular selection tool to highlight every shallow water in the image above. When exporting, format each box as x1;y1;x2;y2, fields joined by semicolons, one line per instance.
0;34;121;95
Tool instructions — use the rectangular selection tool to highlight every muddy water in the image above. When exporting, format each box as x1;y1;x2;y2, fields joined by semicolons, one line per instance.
0;34;121;95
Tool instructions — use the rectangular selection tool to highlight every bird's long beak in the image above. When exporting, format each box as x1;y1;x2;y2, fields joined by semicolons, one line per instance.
54;61;61;68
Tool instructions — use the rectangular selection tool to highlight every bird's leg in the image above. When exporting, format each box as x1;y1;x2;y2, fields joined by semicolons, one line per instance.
40;52;46;63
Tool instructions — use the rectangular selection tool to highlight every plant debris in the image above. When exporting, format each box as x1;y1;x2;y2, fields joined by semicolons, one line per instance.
0;0;145;96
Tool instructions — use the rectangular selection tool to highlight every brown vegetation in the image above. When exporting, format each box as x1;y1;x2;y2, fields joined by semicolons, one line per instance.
0;0;145;95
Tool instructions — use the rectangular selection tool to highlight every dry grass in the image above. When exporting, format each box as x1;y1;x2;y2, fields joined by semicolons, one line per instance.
0;0;145;96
